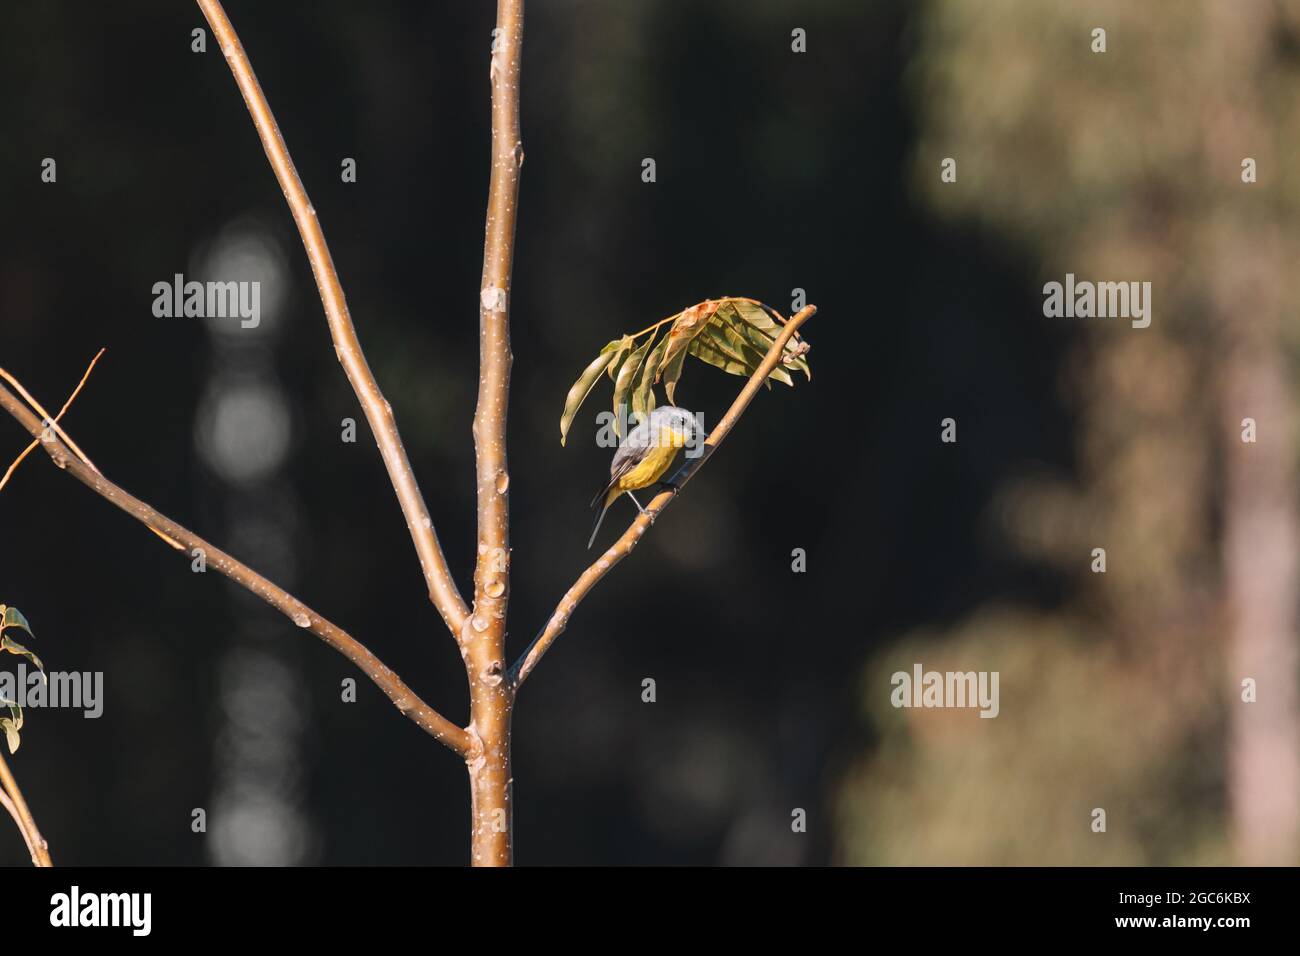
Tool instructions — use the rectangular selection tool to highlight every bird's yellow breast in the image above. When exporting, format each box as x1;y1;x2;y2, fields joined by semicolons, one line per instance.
615;426;685;493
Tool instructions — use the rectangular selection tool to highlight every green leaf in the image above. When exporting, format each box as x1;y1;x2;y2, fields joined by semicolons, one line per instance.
633;333;671;421
2;605;33;638
706;320;766;365
0;707;22;754
687;335;750;377
0;717;19;754
556;296;811;441
604;335;634;380
701;323;794;386
559;343;621;447
725;298;783;335
1;678;26;754
613;334;655;436
720;299;810;380
730;323;796;386
1;636;45;678
660;343;690;406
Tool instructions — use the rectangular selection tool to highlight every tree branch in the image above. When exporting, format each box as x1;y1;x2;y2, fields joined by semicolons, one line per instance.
0;347;103;493
470;0;522;627
195;0;470;635
0;749;52;866
463;0;525;868
0;380;472;756
510;304;818;687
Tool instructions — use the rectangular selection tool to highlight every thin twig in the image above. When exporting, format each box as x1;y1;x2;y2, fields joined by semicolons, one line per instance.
0;749;51;866
0;348;103;493
510;305;818;687
1;355;185;550
195;0;470;635
0;366;100;477
0;379;472;756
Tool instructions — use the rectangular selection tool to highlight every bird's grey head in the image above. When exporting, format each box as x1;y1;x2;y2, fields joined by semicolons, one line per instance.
649;405;701;443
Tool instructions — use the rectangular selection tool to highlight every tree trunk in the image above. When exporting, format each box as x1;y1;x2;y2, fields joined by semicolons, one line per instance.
1222;349;1300;865
465;637;514;866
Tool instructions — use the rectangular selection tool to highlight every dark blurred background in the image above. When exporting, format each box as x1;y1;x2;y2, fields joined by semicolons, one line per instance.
1;0;1297;865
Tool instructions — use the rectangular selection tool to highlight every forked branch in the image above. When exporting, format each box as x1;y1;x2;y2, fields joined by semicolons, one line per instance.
195;0;470;636
0;380;471;755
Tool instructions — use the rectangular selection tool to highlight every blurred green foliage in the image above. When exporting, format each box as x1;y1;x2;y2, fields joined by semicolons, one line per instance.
836;0;1300;864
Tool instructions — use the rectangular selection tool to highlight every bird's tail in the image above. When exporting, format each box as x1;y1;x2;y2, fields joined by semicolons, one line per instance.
588;490;616;549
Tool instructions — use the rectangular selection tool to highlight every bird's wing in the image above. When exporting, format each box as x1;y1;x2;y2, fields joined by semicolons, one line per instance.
589;423;654;508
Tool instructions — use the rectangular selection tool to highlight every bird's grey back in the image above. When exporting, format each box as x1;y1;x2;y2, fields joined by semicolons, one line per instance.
609;417;655;476
608;406;696;476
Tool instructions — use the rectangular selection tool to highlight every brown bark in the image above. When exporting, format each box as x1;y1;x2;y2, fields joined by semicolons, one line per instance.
0;380;471;756
0;749;52;866
512;306;817;686
463;0;525;867
196;0;470;635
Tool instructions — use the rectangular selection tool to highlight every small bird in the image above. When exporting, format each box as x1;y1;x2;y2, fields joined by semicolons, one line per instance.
588;405;701;549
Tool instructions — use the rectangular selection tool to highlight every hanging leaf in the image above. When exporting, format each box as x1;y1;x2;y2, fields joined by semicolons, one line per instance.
633;333;671;421
560;342;621;446
556;296;812;444
687;335;751;377
1;605;33;639
734;319;801;374
660;342;690;406
656;301;718;383
612;335;655;436
718;299;811;380
0;701;22;754
0;717;19;754
702;322;794;386
1;636;45;679
0;605;44;753
604;334;633;381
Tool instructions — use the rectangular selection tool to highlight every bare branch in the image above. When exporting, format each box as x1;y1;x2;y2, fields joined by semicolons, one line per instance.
470;0;523;624
510;304;819;687
0;363;101;479
0;347;103;493
463;0;526;868
0;750;52;866
195;0;470;635
0;380;472;756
